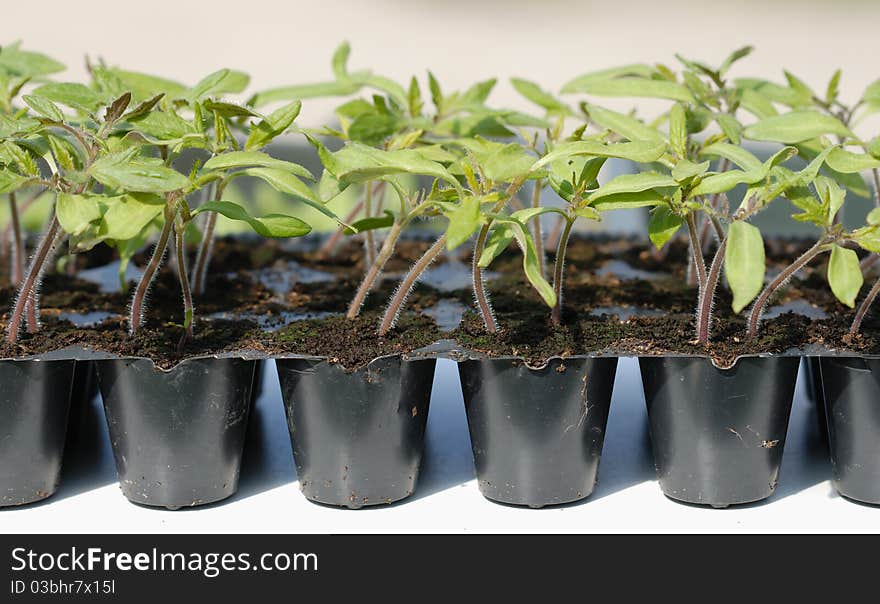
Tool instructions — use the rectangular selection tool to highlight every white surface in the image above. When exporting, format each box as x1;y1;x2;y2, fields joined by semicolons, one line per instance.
1;358;878;534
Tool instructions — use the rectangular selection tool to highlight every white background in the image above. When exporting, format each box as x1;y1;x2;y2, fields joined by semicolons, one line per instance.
2;357;878;534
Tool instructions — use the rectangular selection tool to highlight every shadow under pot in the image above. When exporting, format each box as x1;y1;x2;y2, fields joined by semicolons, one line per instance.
639;356;798;508
96;357;256;510
275;356;436;509
458;356;619;508
819;356;880;505
0;359;75;507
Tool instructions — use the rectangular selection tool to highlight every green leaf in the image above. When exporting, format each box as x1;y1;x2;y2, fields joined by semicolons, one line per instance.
584;104;665;144
825;148;880;173
587;172;678;202
700;142;763;171
735;78;812;108
715;113;743;144
452;138;537;183
744;111;855;144
245;100;302;150
105;69;187;103
344;210;395;235
828;244;863;308
561;64;655;93
477;223;515;268
0;43;64;77
319;140;461;193
672;159;710;183
203;99;260;118
444;195;482;250
237;167;340;223
99;193;166;240
591;189;666;211
725;221;766;313
719;46;754;75
187;69;250;102
56;192;102;236
669;103;687;158
490;216;556;307
248;80;362;107
22;94;64;122
568;77;694;103
815;175;846;226
533;139;666;171
194;200;310;238
128;110;196;140
510;78;570;113
648;205;683;249
89;152;190;193
31;82;103;113
0;167;29;195
347;113;401;145
203;151;313;179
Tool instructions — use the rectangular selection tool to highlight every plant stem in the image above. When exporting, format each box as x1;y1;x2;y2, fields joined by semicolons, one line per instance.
696;236;728;345
531;179;545;278
747;239;828;338
471;224;498;334
685;211;707;288
129;207;174;335
175;216;194;346
850;275;880;337
378;234;446;337
191;183;222;297
872;168;880;208
546;214;566;251
363;182;376;268
346;221;403;319
551;217;574;326
860;253;879;272
5;215;61;344
7;192;23;285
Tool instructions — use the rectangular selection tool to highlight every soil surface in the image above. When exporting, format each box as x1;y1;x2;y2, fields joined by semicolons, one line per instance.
0;233;876;368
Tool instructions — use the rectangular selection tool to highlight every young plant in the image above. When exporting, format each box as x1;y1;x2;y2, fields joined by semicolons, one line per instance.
0;42;65;286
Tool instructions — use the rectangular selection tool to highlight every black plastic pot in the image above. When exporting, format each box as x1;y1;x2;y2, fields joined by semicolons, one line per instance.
276;356;436;509
458;357;619;507
0;359;75;506
65;360;99;453
639;356;798;507
819;356;880;504
802;357;828;442
96;357;256;509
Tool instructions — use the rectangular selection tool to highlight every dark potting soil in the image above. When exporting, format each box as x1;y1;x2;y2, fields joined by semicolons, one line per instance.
0;234;876;368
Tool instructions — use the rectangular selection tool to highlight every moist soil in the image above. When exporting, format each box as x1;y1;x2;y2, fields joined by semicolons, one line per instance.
0;234;875;368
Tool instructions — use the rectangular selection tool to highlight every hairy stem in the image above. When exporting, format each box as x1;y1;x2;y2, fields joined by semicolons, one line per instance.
872;168;880;208
191;211;216;297
748;240;828;338
191;183;223;297
7;192;23;285
546;214;566;251
5;215;61;343
379;235;446;337
346;221;404;319
472;224;498;334
531;180;545;278
685;211;707;288
850;275;880;337
363;182;376;268
129;208;174;335
175;218;194;345
696;237;728;345
551;217;574;326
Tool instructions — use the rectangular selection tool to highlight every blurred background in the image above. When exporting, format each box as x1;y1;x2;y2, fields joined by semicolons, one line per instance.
3;0;880;235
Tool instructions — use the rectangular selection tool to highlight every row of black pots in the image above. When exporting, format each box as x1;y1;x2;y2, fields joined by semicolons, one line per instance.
1;353;878;510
